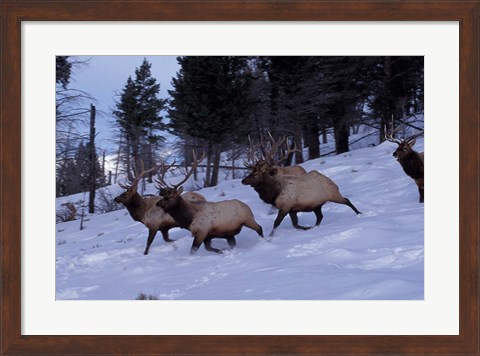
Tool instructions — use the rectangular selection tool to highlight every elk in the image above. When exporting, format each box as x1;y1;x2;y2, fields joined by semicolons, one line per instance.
242;139;361;236
155;154;264;255
114;164;206;255
385;123;424;203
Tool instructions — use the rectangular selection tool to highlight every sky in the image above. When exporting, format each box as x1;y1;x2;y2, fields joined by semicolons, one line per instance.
70;56;180;153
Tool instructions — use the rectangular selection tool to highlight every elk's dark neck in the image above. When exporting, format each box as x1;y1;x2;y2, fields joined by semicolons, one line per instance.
253;177;282;206
164;197;194;229
399;152;423;179
124;193;146;222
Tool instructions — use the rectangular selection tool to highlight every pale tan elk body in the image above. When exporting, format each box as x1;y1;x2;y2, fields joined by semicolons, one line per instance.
139;192;205;230
155;155;264;255
114;165;205;255
242;134;360;236
272;164;306;176
274;171;345;212
242;166;361;236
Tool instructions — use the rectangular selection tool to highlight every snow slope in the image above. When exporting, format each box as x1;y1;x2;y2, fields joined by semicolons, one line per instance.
56;140;424;300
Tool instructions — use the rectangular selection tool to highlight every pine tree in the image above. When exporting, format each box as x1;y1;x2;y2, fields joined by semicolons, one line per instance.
56;56;72;89
168;56;253;186
113;58;166;180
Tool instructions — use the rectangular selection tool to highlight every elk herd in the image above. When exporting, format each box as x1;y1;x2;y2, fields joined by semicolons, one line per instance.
114;126;424;256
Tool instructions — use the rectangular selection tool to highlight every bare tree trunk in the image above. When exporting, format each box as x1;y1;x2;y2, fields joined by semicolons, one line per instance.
321;123;328;144
80;192;87;231
231;148;236;180
334;117;349;154
88;104;96;214
293;126;304;164
147;128;154;183
379;56;392;144
126;136;132;181
204;141;213;187
101;150;106;185
210;144;222;187
114;130;123;184
307;120;320;160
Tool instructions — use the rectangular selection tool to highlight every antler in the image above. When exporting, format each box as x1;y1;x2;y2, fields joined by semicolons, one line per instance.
153;159;177;190
385;119;424;145
119;160;157;190
244;134;264;169
264;132;286;164
118;179;131;189
384;120;403;144
275;139;300;165
405;129;424;143
155;151;205;191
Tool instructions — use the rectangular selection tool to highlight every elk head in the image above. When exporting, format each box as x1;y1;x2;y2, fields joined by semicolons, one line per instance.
114;162;157;204
242;133;297;186
385;123;424;161
154;152;203;211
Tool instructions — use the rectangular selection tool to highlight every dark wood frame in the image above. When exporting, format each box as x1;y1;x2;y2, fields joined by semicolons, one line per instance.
1;1;478;355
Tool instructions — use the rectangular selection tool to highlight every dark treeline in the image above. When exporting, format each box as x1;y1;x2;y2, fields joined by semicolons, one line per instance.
168;56;423;186
56;56;423;199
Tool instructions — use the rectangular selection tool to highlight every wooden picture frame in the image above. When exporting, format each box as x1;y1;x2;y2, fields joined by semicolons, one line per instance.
1;1;478;355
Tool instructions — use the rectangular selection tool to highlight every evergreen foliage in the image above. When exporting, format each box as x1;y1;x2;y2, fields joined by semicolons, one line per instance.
113;58;166;178
168;56;252;143
168;56;253;186
56;56;72;89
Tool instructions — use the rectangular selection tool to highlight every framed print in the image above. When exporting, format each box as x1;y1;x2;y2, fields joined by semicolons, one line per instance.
1;1;478;355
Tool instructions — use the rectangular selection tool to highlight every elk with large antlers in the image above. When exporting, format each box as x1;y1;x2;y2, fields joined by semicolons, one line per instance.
114;163;206;255
385;123;424;203
155;153;264;255
242;135;361;236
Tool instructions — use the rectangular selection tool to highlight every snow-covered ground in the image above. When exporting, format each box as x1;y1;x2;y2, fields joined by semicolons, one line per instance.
56;139;424;300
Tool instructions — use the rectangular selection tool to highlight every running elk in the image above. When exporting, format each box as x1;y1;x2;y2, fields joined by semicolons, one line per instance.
155;154;264;255
385;124;424;203
242;136;361;236
114;165;206;255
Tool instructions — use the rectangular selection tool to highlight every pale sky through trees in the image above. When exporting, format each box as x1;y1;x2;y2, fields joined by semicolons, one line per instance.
71;55;179;153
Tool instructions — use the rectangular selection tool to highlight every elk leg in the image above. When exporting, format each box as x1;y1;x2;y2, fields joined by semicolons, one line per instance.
342;198;361;215
269;210;288;237
419;186;424;203
143;229;157;255
244;220;264;238
190;235;204;255
160;228;174;243
289;212;312;230
226;236;236;248
204;237;223;254
313;205;324;226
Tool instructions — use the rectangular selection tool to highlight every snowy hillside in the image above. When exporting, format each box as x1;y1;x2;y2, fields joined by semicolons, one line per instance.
56;140;424;300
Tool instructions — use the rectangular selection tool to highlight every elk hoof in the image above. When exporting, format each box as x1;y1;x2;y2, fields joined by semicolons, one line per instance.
296;225;312;231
